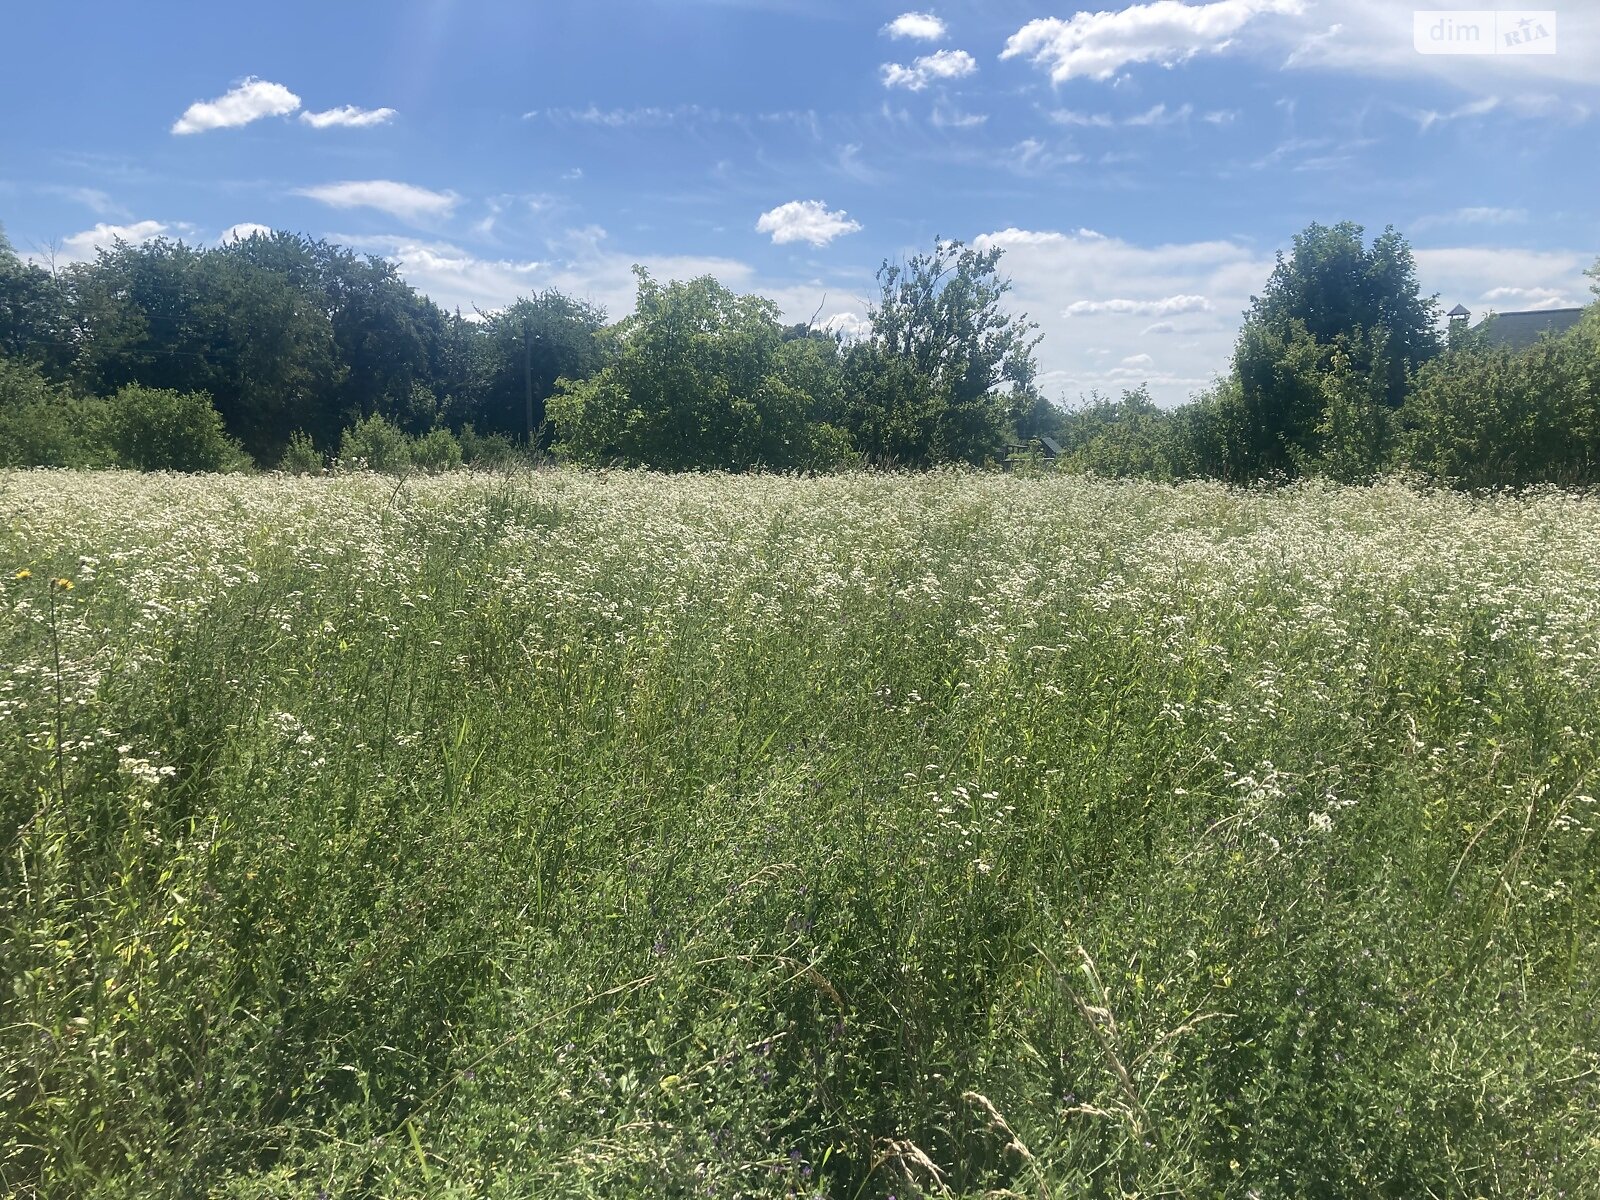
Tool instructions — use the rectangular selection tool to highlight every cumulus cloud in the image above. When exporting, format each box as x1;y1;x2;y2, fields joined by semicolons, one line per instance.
881;48;978;91
294;180;460;223
882;12;948;41
172;77;301;134
1417;246;1594;315
1066;294;1214;317
335;227;870;336
756;200;863;247
219;223;273;243
300;105;397;129
61;220;172;260
973;226;1596;406
1002;0;1304;83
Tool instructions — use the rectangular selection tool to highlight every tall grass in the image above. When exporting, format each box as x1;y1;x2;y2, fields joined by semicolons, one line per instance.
2;468;1597;1198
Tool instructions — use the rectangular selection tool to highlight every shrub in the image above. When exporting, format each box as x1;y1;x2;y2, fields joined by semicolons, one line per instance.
458;424;521;469
0;357;99;467
98;385;246;472
278;431;325;475
1399;323;1598;488
338;414;412;473
411;427;464;473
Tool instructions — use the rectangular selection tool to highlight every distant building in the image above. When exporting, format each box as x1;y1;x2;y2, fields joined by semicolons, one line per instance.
1448;303;1587;351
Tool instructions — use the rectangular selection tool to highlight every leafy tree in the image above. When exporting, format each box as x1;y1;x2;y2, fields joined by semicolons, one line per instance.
65;238;340;461
0;227;68;368
550;269;840;471
466;292;608;445
1232;222;1440;476
847;239;1040;466
220;232;449;436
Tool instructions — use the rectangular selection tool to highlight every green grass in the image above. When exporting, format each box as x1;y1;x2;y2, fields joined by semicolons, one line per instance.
3;467;1598;1198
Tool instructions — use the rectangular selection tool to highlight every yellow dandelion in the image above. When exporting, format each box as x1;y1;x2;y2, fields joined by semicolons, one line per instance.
53;577;74;591
13;569;30;580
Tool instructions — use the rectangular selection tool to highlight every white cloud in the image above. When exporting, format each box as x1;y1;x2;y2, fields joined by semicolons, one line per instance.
1283;0;1600;89
1002;0;1304;83
1126;102;1195;126
881;48;978;91
337;227;872;336
219;222;273;243
300;105;397;129
931;105;988;129
975;226;1597;406
756;200;863;247
1413;206;1528;231
60;220;172;260
1067;294;1214;317
172;77;301;134
1051;103;1202;127
1415;246;1594;316
882;12;948;41
975;227;1268;404
40;185;127;218
294;180;460;223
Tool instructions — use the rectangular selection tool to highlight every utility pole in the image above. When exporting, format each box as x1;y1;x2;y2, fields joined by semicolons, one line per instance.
523;322;534;445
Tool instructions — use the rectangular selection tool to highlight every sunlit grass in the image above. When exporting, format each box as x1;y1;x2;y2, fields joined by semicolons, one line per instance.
3;467;1598;1198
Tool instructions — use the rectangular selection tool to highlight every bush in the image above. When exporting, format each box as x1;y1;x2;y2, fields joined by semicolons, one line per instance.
0;357;100;467
98;385;246;472
1399;322;1598;488
458;424;522;469
278;431;325;475
338;414;412;473
411;427;464;473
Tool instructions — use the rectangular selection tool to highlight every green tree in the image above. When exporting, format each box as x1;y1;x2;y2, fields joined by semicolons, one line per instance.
1232;222;1440;476
550;269;840;471
65;238;340;462
0;227;68;368
220;232;450;437
466;292;608;446
846;239;1040;466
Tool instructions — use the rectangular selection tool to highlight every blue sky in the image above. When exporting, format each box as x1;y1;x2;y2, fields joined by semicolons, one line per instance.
2;0;1596;405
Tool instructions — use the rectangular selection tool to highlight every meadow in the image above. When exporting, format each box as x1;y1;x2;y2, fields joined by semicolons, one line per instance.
2;467;1597;1198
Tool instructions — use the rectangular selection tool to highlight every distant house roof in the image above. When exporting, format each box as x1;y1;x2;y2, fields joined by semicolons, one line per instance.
1447;303;1472;318
1473;307;1586;351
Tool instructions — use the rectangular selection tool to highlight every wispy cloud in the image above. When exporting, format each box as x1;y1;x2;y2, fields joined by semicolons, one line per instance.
881;49;977;91
300;105;397;129
40;185;128;218
882;12;948;41
1413;206;1528;231
756;200;862;247
931;104;988;129
172;77;301;134
1067;294;1214;317
294;180;460;223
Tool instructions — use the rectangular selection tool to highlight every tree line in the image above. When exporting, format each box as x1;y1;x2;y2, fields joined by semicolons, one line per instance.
2;219;1597;486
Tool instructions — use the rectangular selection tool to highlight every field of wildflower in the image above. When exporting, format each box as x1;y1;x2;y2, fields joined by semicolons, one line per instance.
2;467;1598;1198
